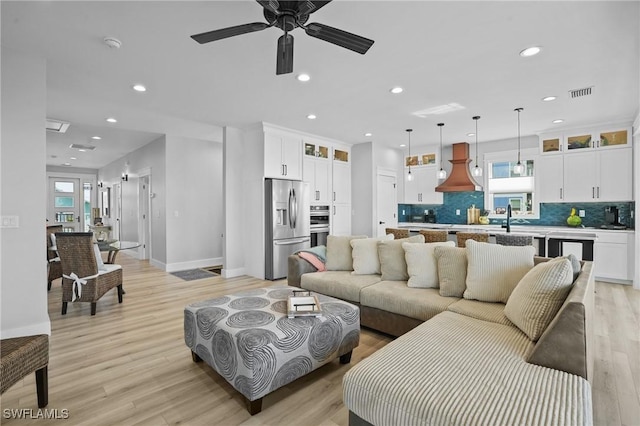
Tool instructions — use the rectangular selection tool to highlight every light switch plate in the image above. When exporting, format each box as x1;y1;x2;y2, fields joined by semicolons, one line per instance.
579;210;585;217
456;209;460;215
1;216;19;228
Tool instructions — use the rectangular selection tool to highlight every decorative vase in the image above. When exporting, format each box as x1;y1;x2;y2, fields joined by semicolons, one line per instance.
478;216;490;225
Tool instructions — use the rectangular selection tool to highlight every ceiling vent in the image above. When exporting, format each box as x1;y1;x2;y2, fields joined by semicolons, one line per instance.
569;86;593;99
46;118;70;133
69;144;96;151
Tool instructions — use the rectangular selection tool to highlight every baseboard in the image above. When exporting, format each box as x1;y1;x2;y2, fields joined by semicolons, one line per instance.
149;258;166;271
166;257;223;273
0;321;51;340
221;267;246;278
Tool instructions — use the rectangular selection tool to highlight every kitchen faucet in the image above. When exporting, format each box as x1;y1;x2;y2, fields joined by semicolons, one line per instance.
502;204;512;233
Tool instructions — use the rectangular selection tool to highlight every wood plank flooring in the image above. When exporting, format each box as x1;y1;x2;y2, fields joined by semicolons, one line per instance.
1;256;638;425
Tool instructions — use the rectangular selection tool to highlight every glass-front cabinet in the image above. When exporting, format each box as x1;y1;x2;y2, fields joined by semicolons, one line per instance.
305;142;329;159
540;125;631;154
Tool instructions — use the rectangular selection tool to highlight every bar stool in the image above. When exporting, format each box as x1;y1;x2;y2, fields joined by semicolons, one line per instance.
385;228;410;239
418;230;448;243
456;232;489;248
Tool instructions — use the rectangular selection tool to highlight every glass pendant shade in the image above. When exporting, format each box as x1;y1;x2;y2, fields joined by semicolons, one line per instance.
438;168;447;179
513;161;525;175
472;165;483;177
407;169;413;181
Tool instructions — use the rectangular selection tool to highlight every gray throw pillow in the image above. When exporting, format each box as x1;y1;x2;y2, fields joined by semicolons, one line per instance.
325;235;367;271
434;246;468;297
378;234;425;281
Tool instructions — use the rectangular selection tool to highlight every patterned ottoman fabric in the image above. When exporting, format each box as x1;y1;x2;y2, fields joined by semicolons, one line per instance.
184;286;360;404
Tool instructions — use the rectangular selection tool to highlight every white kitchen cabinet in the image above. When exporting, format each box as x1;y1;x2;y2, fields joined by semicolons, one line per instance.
404;167;443;204
303;156;331;204
563;148;632;202
594;231;634;282
536;155;564;202
541;125;631;154
332;154;351;204
264;131;302;180
539;133;565;155
331;203;352;235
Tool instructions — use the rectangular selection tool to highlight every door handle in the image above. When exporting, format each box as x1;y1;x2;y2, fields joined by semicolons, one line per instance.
275;237;310;246
379;221;385;224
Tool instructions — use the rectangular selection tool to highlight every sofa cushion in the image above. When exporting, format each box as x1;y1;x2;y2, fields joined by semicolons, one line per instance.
434;246;467;297
464;240;535;303
343;311;592;426
351;234;394;275
403;241;455;288
446;299;512;326
378;235;425;281
505;257;575;341
360;280;457;322
325;235;367;271
300;271;381;303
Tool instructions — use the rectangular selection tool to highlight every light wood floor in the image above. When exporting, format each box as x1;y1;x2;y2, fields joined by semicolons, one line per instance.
1;256;638;425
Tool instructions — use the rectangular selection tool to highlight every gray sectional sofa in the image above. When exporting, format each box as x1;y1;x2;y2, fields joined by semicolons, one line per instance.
288;235;594;425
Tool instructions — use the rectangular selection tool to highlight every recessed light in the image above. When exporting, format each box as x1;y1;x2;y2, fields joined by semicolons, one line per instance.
542;96;557;102
467;133;475;137
132;84;146;92
78;149;87;152
307;114;316;120
70;157;77;160
520;46;541;57
91;136;102;140
106;117;117;123
552;119;564;124
399;144;406;148
63;162;71;166
297;74;311;82
364;132;372;137
390;87;403;94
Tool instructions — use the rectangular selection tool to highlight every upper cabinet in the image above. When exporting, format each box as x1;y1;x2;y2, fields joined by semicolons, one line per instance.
303;139;331;204
539;125;631;155
265;130;302;180
402;148;442;204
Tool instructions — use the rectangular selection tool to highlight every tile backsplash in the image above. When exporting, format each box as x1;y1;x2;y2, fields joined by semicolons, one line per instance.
398;191;635;228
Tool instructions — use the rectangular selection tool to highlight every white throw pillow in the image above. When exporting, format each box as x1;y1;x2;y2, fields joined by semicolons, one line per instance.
93;243;107;271
351;234;394;275
504;257;574;341
464;240;535;303
403;241;455;288
325;235;367;271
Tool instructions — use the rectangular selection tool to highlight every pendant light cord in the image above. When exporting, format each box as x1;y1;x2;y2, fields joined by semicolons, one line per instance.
515;108;523;164
473;116;480;165
438;123;444;169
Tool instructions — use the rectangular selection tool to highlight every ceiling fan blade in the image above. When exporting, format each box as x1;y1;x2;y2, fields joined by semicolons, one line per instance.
297;1;332;16
191;22;269;44
305;22;374;54
256;0;280;15
276;34;294;75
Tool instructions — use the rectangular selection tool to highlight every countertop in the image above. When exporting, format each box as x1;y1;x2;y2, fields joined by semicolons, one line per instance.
398;222;634;240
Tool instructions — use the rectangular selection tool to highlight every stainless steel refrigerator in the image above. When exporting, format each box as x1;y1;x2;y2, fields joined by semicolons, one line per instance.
265;178;310;280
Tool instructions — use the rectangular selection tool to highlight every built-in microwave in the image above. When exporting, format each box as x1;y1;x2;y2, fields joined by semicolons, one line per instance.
310;205;330;247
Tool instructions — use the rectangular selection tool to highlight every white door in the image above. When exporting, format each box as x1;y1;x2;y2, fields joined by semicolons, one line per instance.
48;178;82;231
112;183;122;240
376;173;398;237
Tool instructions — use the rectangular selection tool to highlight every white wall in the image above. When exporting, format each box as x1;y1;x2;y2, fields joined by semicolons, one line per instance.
1;47;51;338
633;115;639;289
165;135;223;271
352;143;374;236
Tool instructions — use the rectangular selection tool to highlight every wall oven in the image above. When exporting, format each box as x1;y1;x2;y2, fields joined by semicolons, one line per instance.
310;205;330;247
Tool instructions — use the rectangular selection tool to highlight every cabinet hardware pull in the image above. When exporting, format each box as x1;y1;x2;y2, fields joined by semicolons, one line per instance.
333;192;336;201
281;164;285;176
333;206;336;215
597;187;600;198
560;188;563;199
284;164;287;176
592;187;595;198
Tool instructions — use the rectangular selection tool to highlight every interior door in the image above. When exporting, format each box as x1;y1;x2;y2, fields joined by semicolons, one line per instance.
48;178;81;231
139;176;150;260
376;173;398;237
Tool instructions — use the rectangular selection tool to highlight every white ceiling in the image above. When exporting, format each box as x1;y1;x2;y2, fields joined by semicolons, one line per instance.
2;1;639;169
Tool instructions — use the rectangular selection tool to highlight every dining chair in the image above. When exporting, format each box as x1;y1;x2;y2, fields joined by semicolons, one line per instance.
456;232;489;248
385;228;410;239
418;230;449;243
495;233;533;247
55;232;123;316
46;225;63;291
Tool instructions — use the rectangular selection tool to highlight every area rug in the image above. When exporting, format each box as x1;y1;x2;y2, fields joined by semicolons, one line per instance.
170;268;219;281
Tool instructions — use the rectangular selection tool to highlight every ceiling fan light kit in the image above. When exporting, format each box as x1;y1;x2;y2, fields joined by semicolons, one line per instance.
191;0;374;75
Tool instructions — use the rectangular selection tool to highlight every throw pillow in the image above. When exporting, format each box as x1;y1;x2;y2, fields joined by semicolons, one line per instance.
434;246;468;297
464;240;535;303
403;241;455;288
93;243;107;272
351;234;395;275
504;257;574;341
325;235;367;271
378;234;425;281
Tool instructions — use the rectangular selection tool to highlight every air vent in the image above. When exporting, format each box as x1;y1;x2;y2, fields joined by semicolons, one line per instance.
569;86;593;98
69;144;96;151
46;118;70;133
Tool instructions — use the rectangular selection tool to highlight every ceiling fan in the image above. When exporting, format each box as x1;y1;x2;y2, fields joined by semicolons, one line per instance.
191;0;375;75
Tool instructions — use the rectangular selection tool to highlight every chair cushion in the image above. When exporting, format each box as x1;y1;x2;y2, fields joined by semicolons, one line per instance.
464;240;535;303
351;235;394;275
403;241;455;288
300;271;381;303
504;257;575;341
325;235;367;271
98;264;122;275
434;246;467;298
93;243;107;271
378;235;425;281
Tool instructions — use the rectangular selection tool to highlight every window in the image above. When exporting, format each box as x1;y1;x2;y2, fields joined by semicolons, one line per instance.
484;149;538;219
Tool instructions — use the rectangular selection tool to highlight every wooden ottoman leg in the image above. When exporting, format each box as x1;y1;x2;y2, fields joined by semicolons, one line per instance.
246;397;263;415
191;351;202;363
35;366;48;408
340;350;353;364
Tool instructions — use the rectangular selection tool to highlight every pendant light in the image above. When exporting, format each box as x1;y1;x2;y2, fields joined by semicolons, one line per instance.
437;123;447;179
513;107;525;175
406;129;414;181
472;116;482;177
